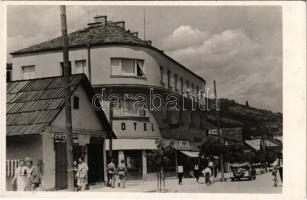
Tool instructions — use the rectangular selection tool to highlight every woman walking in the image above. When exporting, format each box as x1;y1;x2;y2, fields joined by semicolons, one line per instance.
11;160;27;191
177;165;184;185
76;157;88;191
193;163;200;183
117;159;128;188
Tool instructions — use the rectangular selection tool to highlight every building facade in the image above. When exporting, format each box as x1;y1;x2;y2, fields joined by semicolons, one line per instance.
10;16;208;179
6;75;114;190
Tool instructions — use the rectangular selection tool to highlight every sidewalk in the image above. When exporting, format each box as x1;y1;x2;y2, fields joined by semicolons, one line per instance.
89;172;282;193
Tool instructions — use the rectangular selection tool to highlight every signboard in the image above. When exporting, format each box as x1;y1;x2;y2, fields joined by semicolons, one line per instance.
54;133;66;143
208;129;221;135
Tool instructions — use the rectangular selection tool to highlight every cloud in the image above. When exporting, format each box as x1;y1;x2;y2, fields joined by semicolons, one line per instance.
162;26;282;112
160;25;209;51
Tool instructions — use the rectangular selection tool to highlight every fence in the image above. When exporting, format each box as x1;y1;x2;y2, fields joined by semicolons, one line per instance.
6;160;19;178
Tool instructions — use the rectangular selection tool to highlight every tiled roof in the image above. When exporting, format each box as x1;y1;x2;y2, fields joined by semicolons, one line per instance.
6;74;115;137
10;22;205;82
11;23;149;55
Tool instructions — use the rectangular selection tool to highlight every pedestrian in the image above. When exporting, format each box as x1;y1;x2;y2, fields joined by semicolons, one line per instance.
117;159;128;188
76;157;88;191
11;160;27;191
213;159;218;179
193;163;200;182
202;166;212;185
177;165;184;185
278;153;283;182
73;160;78;190
208;159;214;182
25;158;41;191
107;159;117;188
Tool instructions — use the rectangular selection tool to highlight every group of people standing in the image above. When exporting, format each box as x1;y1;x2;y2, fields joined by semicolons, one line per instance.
177;159;219;186
106;159;128;188
73;157;89;191
11;157;41;191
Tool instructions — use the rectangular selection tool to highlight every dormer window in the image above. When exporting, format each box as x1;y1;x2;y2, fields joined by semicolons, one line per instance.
111;58;145;78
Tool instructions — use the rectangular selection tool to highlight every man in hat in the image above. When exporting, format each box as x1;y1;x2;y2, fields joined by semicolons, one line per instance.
25;157;41;191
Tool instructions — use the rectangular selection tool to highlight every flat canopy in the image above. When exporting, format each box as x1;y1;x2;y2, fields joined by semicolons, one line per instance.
180;151;199;158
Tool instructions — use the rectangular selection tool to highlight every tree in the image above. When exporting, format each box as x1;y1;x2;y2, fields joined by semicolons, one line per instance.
152;139;176;192
199;136;228;180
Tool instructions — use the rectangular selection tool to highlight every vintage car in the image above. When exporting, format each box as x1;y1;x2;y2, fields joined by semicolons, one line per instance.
230;162;256;181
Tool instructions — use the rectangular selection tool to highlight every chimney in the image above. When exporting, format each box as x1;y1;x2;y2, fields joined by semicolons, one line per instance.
94;15;107;25
132;32;138;37
114;21;125;29
144;40;152;45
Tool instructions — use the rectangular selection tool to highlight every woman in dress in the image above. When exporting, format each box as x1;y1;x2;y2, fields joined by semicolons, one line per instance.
76;157;88;191
11;160;27;191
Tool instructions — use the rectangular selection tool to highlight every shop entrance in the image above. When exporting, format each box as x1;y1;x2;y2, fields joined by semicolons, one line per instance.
125;150;142;180
87;138;104;184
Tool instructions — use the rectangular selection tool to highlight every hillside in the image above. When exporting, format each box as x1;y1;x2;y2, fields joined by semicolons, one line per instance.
206;98;282;139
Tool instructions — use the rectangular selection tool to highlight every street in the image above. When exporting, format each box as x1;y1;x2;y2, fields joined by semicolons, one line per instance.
90;172;282;193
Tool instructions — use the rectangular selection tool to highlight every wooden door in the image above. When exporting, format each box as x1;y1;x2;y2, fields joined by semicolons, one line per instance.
55;143;67;189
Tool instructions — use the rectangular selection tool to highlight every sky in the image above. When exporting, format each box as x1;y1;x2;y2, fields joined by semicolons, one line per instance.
7;5;282;113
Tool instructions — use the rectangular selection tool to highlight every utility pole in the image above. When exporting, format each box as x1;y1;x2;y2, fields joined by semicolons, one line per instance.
214;80;224;182
60;5;74;191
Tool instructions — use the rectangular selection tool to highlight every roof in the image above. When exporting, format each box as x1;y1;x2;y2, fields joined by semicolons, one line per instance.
7;74;115;138
11;23;149;55
10;23;205;82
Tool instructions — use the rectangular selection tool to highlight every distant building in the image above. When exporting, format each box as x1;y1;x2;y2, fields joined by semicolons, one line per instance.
6;74;114;190
10;16;207;179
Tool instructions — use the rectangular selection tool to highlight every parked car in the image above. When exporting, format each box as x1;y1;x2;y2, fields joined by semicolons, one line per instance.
230;162;256;181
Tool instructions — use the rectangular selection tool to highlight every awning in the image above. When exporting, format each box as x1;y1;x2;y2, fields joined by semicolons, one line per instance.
180;151;199;158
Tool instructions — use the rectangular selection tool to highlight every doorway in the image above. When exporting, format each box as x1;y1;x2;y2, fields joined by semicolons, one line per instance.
55;142;67;189
87;139;104;184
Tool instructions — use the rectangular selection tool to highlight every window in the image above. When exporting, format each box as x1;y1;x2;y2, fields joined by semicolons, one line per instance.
174;74;178;91
74;60;88;77
160;66;164;85
60;62;71;76
167;70;171;90
73;96;79;109
115;99;147;117
21;65;35;80
111;58;145;77
191;84;195;96
186;81;190;94
180;77;184;94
